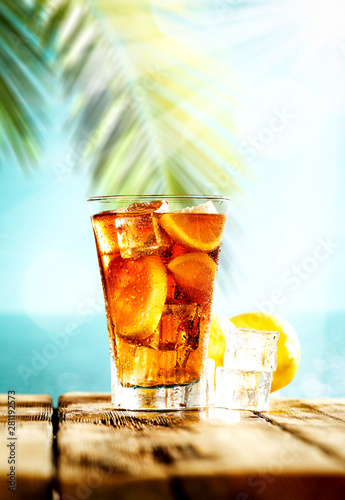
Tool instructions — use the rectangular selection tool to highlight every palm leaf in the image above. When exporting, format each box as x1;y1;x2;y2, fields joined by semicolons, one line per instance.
1;0;246;194
55;0;246;198
0;0;53;168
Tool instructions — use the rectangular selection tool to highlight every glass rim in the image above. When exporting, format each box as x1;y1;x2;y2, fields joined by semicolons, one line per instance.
87;194;231;203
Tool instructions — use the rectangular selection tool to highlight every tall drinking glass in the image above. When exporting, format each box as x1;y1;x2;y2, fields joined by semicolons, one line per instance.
88;195;230;410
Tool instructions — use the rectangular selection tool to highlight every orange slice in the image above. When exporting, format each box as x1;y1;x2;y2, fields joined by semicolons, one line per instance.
167;252;217;305
109;255;167;340
159;212;226;252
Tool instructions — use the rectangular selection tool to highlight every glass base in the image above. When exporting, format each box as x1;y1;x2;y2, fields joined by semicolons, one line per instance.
111;382;204;411
110;357;215;411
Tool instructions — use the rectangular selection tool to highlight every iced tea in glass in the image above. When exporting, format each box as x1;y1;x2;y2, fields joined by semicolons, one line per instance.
88;196;230;410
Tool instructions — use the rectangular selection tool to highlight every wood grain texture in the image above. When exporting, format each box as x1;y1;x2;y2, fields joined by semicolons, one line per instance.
261;398;345;464
56;393;345;500
0;394;54;500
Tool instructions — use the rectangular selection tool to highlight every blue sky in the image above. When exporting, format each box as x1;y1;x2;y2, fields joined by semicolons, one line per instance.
1;0;345;325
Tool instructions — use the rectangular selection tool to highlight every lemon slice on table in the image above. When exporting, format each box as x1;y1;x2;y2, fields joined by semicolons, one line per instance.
208;311;301;392
159;204;226;252
109;255;167;340
167;252;217;305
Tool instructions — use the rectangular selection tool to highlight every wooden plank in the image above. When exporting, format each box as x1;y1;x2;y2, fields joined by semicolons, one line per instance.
262;398;345;463
268;398;345;423
0;394;53;421
302;398;345;423
0;394;54;500
57;393;345;500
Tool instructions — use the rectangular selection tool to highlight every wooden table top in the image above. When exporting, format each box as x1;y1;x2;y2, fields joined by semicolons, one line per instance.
1;394;345;499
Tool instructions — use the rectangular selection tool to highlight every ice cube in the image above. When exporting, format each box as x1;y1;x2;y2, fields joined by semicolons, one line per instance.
224;328;279;372
179;201;218;214
215;367;272;411
215;327;278;411
92;211;119;255
116;200;169;214
161;303;202;351
115;201;171;259
205;358;215;407
141;303;202;352
121;347;180;387
129;346;205;387
139;349;177;387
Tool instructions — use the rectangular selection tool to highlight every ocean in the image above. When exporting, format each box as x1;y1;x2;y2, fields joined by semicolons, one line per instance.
1;311;344;406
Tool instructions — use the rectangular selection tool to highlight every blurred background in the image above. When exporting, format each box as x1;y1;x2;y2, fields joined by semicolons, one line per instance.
1;0;344;405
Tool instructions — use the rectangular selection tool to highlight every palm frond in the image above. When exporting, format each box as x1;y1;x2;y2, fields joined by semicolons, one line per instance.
1;0;247;196
54;0;247;198
0;0;54;168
